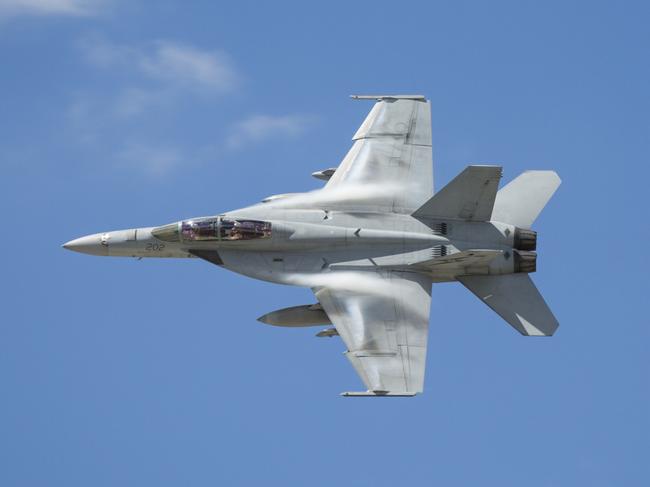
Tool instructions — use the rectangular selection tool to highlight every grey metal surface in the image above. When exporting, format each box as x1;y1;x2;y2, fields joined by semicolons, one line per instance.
459;274;559;336
491;170;561;229
413;165;502;221
63;95;562;396
324;97;433;213
314;270;431;394
258;304;330;327
311;168;337;181
316;328;339;338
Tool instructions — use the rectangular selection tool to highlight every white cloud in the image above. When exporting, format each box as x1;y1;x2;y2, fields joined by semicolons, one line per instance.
81;37;239;93
139;41;237;92
228;114;312;148
67;37;314;179
72;37;241;123
0;0;105;17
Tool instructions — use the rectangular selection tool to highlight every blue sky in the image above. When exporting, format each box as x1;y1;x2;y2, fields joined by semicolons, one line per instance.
1;1;648;486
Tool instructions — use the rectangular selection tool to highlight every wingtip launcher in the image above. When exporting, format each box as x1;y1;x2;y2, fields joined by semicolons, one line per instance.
350;94;427;101
341;391;418;397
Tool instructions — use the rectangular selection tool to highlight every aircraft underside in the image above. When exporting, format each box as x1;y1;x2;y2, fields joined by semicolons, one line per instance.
64;95;560;396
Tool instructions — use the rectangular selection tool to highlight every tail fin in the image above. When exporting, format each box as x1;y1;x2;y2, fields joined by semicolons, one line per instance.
459;274;559;336
412;165;502;221
491;171;561;229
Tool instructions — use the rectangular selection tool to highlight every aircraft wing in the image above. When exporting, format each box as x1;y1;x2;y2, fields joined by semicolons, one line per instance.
324;95;433;213
313;270;432;396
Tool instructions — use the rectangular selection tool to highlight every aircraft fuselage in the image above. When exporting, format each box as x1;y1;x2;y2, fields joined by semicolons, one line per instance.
64;205;534;285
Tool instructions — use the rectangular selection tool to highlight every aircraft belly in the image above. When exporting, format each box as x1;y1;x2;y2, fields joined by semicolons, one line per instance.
219;244;437;284
328;247;434;270
218;250;325;285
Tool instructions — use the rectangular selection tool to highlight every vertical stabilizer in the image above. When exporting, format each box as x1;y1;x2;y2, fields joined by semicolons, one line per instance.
412;165;502;221
491;171;561;229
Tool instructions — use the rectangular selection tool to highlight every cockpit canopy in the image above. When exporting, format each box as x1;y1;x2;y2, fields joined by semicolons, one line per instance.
152;217;272;242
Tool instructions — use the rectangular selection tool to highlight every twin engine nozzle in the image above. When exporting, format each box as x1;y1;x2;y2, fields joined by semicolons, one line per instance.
513;228;537;273
513;228;537;251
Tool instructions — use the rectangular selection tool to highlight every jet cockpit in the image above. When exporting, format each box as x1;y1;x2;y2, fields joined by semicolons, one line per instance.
152;217;272;242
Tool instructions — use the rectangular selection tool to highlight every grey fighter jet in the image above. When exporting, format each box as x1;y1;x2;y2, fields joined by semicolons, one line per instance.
64;95;561;397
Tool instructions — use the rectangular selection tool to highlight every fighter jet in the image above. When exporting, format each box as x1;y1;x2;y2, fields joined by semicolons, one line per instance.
63;95;561;397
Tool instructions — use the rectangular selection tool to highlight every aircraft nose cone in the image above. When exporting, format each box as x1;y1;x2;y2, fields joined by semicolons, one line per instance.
62;234;109;256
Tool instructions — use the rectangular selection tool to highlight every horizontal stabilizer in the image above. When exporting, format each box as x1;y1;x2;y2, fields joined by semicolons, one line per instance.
459;274;559;336
491;171;561;229
412;165;502;222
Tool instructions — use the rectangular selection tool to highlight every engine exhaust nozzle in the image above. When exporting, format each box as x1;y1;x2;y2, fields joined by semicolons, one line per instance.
514;228;537;251
514;250;537;273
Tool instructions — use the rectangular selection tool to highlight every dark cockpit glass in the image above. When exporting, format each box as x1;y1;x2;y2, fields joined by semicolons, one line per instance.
153;218;272;243
220;219;272;240
181;219;219;241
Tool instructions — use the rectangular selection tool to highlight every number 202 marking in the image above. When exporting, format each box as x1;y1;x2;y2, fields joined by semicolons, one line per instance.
146;243;165;252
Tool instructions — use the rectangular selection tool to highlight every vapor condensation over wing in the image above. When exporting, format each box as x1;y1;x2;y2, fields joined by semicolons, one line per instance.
262;182;404;209
286;271;430;322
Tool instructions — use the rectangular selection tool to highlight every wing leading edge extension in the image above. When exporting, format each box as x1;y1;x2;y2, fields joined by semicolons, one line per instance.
313;270;432;396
